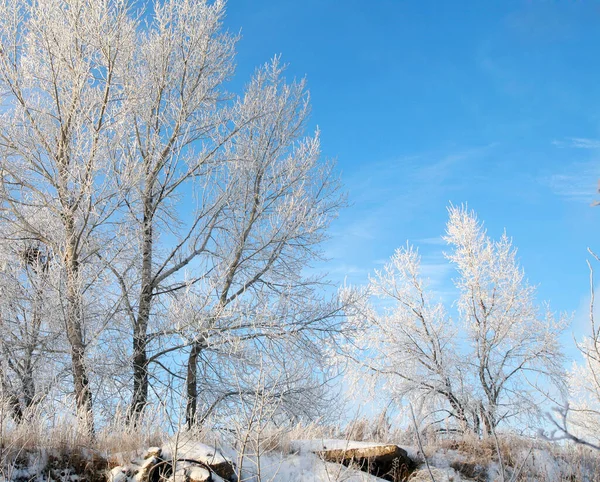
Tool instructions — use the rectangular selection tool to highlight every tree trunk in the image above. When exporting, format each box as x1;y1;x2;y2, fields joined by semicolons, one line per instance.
478;401;494;438
128;199;153;424
473;411;481;437
21;363;35;416
447;393;471;434
185;340;202;430
64;237;95;437
129;293;150;424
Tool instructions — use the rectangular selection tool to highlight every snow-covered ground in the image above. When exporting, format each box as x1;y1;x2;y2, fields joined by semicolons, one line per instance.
107;437;392;482
233;453;386;482
2;435;599;481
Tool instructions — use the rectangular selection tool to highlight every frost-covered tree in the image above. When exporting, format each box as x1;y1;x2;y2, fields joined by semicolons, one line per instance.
0;238;62;423
0;0;346;434
0;0;134;435
344;206;567;436
177;60;345;428
545;250;600;450
172;286;344;429
343;245;475;433
108;0;238;424
106;0;344;426
445;206;567;433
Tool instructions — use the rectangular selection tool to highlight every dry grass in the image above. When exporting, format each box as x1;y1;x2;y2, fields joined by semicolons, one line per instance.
252;421;343;455
426;432;600;481
2;409;600;481
279;417;600;482
0;401;165;481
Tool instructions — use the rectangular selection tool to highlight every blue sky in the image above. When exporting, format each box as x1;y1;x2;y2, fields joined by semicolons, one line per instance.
222;1;600;350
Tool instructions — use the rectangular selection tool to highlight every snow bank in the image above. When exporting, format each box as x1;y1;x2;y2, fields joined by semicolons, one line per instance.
165;436;230;466
239;453;387;482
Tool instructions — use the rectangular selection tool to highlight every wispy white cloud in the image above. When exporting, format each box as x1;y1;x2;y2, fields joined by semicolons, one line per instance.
417;236;446;246
543;138;600;203
326;263;368;277
552;137;600;149
421;261;453;288
322;144;496;288
341;143;496;227
542;161;600;204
